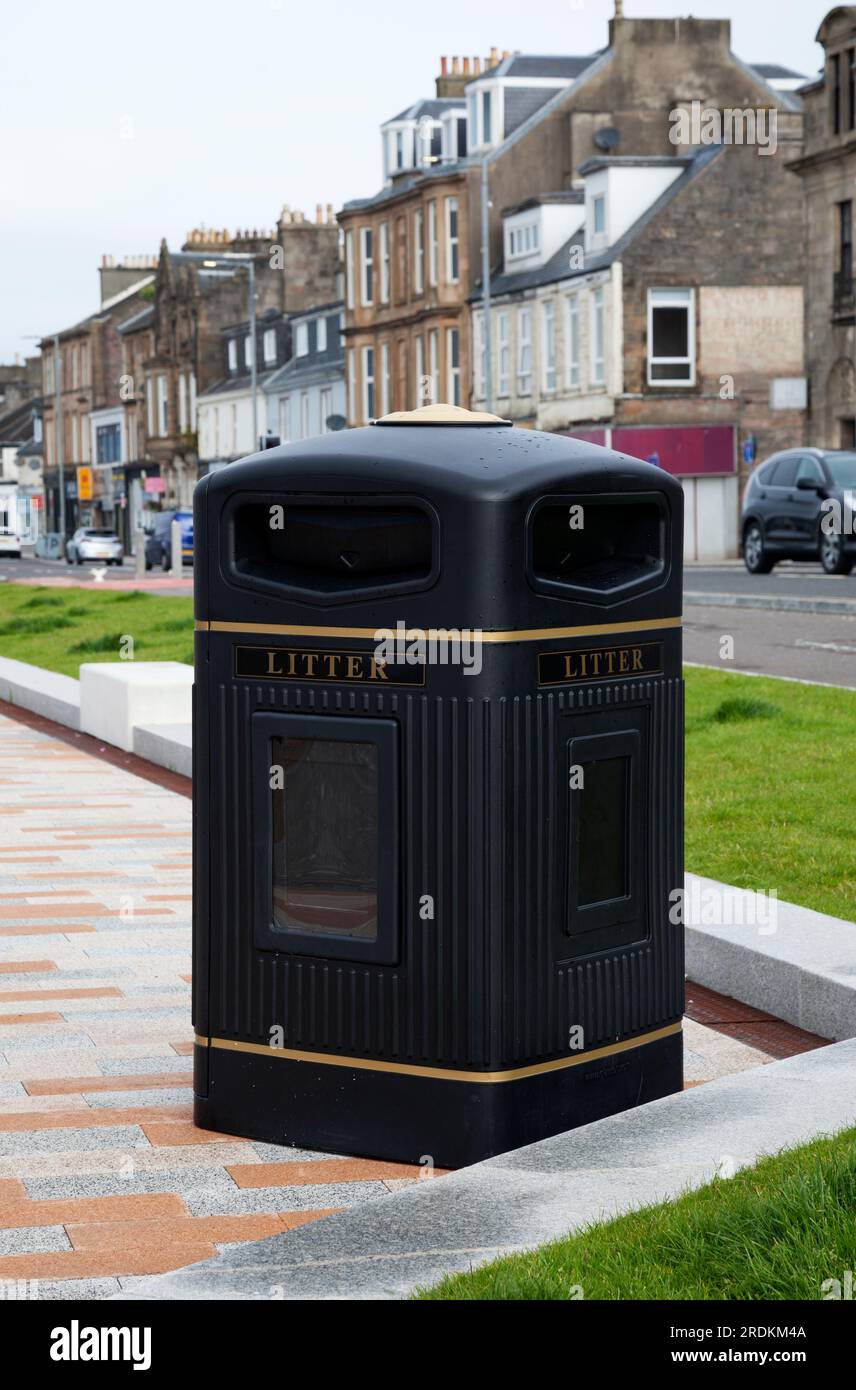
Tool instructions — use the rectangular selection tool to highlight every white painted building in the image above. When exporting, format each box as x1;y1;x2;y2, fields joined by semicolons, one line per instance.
265;302;345;444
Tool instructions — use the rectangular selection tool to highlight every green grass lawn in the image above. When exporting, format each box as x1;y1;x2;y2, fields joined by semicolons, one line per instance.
417;1127;856;1300
0;585;194;676
685;666;856;922
1;584;854;920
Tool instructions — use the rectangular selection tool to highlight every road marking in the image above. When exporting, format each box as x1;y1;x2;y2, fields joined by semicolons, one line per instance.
683;661;855;691
794;639;856;655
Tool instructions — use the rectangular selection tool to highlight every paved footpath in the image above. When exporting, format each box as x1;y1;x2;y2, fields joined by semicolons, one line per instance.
0;709;826;1300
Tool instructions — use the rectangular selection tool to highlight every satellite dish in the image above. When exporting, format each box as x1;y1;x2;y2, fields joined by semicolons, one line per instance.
594;126;621;152
326;414;347;432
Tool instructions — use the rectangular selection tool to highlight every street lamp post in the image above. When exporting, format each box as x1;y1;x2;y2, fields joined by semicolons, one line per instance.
53;334;66;553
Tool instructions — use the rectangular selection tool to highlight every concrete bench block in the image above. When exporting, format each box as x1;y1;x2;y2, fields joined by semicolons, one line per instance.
80;662;193;753
0;655;81;729
133;722;192;778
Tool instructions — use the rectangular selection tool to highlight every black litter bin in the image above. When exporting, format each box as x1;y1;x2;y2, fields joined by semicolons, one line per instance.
192;404;684;1168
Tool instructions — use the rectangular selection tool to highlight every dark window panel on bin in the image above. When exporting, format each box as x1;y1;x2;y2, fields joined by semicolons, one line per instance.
192;401;684;1167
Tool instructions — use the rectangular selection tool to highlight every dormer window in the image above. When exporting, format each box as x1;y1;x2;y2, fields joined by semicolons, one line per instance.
593;194;606;236
295;322;309;357
441;110;467;163
317;317;327;352
507;220;540;260
263;328;277;365
244;334;254;369
482;90;492;144
467;81;502;151
228;339;238;374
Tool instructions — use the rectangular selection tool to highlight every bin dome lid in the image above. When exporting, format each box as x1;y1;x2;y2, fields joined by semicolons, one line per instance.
373;403;512;428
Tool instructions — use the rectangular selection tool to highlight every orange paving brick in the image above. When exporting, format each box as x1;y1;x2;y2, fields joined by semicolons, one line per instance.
0;1246;218;1280
0;1193;188;1231
0;1011;64;1026
0;855;61;863
0;1180;27;1204
0;1106;194;1133
24;1072;193;1097
23;823;163;834
53;832;181;842
0;987;121;1003
67;1213;291;1249
0;904;110;920
0;961;57;975
180;974;192;983
26;870;125;879
0;924;96;936
171;1041;194;1055
228;1158;432;1188
0;845;92;853
140;1121;241;1147
3;890;93;899
144;894;192;901
278;1209;343;1226
15;803;132;811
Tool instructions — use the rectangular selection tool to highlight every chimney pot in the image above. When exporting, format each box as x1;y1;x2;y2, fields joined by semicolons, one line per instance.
489;45;498;66
452;55;459;73
326;202;334;222
502;49;510;59
473;56;481;74
462;57;470;74
440;55;447;75
316;202;323;223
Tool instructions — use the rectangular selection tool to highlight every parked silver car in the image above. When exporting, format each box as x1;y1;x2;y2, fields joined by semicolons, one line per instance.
66;527;124;565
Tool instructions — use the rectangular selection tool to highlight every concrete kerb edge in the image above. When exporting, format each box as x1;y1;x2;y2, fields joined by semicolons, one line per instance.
685;591;856;615
110;1038;856;1301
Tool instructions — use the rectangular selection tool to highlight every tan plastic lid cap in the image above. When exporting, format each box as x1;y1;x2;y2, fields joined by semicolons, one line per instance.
373;403;512;427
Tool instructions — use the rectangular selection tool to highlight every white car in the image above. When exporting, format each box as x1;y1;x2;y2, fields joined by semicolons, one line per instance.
0;523;21;558
66;528;124;565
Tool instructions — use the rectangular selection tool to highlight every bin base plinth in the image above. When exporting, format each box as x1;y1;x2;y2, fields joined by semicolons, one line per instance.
194;1028;682;1169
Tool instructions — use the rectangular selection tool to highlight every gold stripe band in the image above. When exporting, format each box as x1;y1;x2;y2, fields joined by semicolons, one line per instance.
195;1021;681;1084
196;616;681;644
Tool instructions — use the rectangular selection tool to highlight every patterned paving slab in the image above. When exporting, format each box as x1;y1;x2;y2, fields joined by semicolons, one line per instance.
0;706;826;1298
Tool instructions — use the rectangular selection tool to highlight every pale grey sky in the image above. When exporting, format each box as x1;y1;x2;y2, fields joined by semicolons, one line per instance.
0;0;836;361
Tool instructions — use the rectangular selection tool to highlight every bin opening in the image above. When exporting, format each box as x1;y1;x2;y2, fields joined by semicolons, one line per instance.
576;755;629;907
232;501;433;595
271;735;378;941
530;498;665;595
